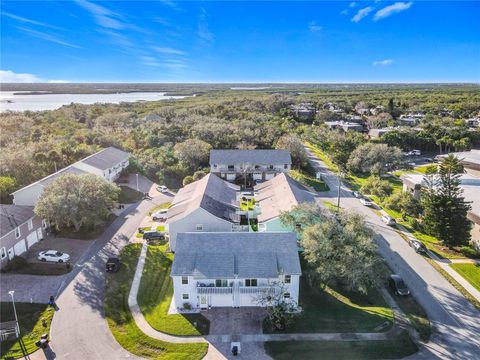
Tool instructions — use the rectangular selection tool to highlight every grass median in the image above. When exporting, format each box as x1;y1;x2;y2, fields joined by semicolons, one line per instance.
138;245;210;336
450;263;480;292
104;244;208;360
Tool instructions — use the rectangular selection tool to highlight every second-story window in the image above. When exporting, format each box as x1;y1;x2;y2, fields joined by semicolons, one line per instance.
228;165;234;171
245;279;257;287
15;227;21;239
182;276;188;285
269;165;274;170
215;279;228;287
284;164;289;169
284;275;291;284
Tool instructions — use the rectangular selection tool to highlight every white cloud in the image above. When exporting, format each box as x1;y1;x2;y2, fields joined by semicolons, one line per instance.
374;2;413;21
373;59;393;66
16;27;80;48
75;0;125;29
198;8;215;45
308;21;322;32
152;47;187;55
349;2;357;7
351;6;374;22
0;70;42;83
2;11;62;30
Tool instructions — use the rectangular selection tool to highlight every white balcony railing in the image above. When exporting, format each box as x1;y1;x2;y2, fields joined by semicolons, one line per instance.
239;286;280;295
197;287;233;295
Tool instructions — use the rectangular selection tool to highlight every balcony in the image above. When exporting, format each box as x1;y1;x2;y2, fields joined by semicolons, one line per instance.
197;287;233;295
239;286;280;295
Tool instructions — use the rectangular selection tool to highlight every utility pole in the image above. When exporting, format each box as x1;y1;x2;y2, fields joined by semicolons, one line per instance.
136;173;139;192
8;290;19;335
337;171;344;213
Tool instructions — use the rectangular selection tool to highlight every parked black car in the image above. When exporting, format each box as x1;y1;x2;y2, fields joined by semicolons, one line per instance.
106;257;121;272
389;274;410;296
409;239;427;254
143;231;166;241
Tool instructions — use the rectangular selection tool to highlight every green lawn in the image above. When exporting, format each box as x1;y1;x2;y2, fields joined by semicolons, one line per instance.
305;141;339;173
264;280;393;334
104;244;208;360
137;245;210;336
450;263;480;292
0;302;54;359
264;330;417;360
119;186;144;203
289;169;329;192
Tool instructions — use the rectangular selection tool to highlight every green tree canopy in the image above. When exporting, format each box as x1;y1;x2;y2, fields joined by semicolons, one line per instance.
275;134;308;168
174;138;212;171
35;174;120;232
347;143;403;175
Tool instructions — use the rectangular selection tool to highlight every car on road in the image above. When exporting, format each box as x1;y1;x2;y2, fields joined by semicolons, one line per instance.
407;150;421;156
389;274;410;296
381;215;396;226
38;250;70;263
106;257;121;272
409;239;428;254
143;231;166;241
152;209;168;221
352;191;361;198
359;197;373;206
157;185;168;193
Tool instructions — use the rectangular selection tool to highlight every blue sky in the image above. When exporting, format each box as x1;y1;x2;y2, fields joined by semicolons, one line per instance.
1;1;479;83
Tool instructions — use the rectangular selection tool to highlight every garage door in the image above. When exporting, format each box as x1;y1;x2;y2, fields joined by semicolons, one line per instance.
253;172;262;180
226;173;236;181
14;239;27;256
27;231;38;248
265;173;275;180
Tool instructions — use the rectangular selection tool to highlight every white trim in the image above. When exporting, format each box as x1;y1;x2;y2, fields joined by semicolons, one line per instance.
28;219;33;231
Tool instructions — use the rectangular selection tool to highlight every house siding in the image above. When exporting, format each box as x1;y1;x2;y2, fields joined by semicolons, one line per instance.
167;208;233;252
0;215;44;269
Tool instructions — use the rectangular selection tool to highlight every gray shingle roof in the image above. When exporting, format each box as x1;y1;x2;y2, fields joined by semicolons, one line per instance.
171;232;301;278
255;173;315;222
0;205;35;238
166;174;240;223
210;149;292;166
80;147;129;170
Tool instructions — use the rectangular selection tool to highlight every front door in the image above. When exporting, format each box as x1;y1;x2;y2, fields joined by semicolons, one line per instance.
199;295;208;309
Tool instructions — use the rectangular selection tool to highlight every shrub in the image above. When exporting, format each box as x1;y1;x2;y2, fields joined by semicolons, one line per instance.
183;302;192;310
3;256;27;271
182;176;194;186
360;176;393;200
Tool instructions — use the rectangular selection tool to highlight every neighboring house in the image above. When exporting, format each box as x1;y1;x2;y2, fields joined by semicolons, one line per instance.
399;113;424;126
436;150;480;172
0;205;45;269
171;232;301;309
290;103;316;122
324;121;364;132
400;173;480;252
368;128;394;139
12;147;129;206
209;149;292;182
166;173;241;251
255;173;315;232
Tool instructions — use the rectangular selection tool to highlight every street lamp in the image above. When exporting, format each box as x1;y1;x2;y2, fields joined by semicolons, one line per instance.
8;290;19;335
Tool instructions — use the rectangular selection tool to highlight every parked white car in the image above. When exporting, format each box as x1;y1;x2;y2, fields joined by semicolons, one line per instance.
381;215;396;226
38;250;70;263
152;209;168;221
359;197;373;207
157;185;168;193
407;150;421;156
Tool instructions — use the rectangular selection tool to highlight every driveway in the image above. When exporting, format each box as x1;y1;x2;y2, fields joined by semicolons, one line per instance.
306;147;480;359
0;237;94;303
49;193;172;360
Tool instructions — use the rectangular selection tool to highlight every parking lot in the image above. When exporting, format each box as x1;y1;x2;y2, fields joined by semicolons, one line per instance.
24;236;94;264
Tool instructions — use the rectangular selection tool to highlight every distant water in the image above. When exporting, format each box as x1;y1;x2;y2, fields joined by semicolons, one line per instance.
0;91;189;112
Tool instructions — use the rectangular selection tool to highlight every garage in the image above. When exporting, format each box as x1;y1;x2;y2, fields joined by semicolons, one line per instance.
253;172;262;180
27;231;39;248
226;173;236;181
265;173;275;180
13;239;27;256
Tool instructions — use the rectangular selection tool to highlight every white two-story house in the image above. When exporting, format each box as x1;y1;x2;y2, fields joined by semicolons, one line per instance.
165;173;242;251
209;149;292;183
171;232;301;310
255;173;316;232
12;147;129;206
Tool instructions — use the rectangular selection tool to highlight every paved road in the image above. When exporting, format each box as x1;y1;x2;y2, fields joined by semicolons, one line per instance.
307;147;480;360
49;194;172;360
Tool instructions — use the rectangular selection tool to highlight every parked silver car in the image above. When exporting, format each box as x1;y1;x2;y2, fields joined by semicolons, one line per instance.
38;250;70;263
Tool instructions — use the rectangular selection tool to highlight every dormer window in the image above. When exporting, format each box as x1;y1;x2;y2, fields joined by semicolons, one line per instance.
15;227;21;239
228;165;234;171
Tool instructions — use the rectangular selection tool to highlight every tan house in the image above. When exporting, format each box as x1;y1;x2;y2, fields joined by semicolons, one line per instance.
0;205;46;269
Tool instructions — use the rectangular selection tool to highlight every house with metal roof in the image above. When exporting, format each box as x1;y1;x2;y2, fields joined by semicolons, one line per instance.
0;205;46;269
171;232;301;309
12;147;129;206
165;173;243;251
209;149;292;183
255;173;315;232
